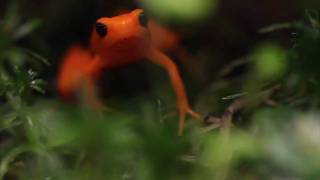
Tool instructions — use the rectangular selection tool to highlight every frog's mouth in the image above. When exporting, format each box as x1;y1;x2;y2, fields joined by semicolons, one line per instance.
109;37;149;53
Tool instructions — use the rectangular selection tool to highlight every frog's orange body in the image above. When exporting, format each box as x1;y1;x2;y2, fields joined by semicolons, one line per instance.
57;9;200;135
57;45;101;98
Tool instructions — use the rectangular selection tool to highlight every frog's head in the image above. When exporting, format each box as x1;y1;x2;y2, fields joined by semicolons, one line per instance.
90;9;151;60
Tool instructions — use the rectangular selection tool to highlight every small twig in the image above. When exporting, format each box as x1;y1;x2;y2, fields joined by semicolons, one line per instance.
202;84;281;133
180;154;197;163
219;56;253;77
258;23;293;34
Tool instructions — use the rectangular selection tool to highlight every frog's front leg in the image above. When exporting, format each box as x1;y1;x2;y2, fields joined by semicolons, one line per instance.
146;47;201;135
81;78;98;106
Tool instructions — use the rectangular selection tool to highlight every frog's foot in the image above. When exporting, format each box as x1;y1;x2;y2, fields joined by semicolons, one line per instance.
178;105;201;136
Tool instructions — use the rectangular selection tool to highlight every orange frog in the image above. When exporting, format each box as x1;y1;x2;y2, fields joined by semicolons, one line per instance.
57;9;200;135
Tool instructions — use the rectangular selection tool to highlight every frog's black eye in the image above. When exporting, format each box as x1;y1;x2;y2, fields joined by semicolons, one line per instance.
95;22;108;37
139;11;149;27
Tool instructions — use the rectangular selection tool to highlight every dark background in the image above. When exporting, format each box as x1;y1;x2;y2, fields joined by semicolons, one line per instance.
1;0;319;99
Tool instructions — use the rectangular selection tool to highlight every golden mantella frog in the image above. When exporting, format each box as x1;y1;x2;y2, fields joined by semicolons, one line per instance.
57;9;200;135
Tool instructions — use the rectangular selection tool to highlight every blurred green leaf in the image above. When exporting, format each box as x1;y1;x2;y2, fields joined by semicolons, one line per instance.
13;19;42;40
0;145;33;179
20;48;51;66
253;43;288;80
141;0;218;23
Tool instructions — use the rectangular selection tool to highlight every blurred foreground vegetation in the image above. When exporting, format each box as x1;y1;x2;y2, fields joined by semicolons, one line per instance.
1;1;320;179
